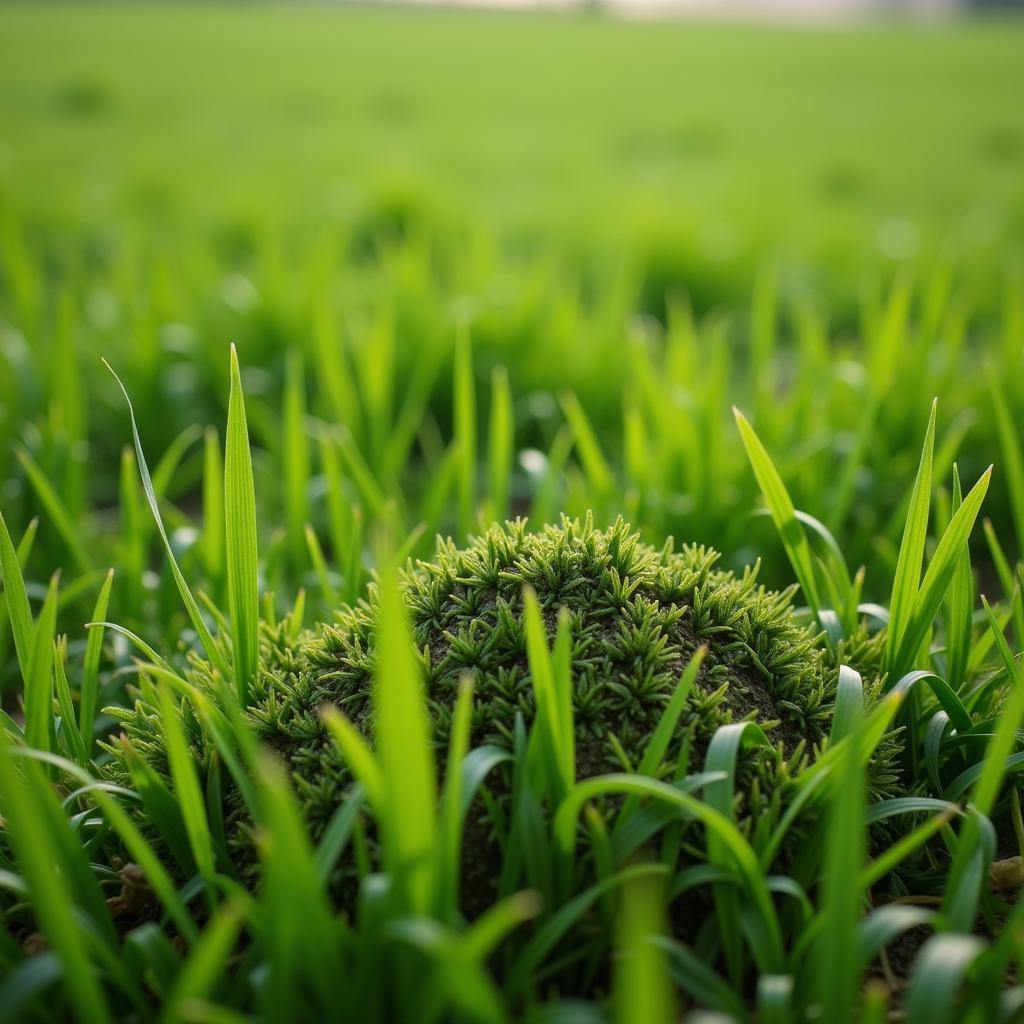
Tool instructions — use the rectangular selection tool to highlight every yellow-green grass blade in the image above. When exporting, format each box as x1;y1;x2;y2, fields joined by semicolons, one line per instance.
734;407;822;619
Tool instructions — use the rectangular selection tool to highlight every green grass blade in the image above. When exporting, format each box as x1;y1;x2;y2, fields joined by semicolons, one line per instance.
374;557;437;914
818;680;864;1024
159;897;248;1024
987;366;1024;558
454;324;477;537
887;399;937;673
613;871;675;1024
283;347;309;569
79;568;114;752
224;344;260;706
904;935;986;1024
487;364;513;523
0;738;112;1024
0;508;34;682
104;359;230;681
203;426;225;582
157;684;215;884
16;447;94;573
891;465;992;681
734;407;822;618
23;571;59;756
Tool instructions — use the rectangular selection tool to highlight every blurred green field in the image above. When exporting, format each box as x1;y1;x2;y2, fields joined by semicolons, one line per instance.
3;5;1023;293
0;5;1021;594
5;6;1024;1021
2;5;1024;632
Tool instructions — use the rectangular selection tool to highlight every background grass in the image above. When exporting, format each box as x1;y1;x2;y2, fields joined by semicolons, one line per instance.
2;4;1024;1021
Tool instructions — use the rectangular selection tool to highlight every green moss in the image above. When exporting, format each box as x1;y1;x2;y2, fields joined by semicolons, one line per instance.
114;516;895;895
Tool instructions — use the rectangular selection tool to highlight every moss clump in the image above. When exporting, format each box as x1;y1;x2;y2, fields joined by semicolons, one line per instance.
115;516;883;900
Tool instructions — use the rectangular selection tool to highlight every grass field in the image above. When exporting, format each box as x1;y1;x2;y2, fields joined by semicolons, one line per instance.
2;4;1024;1022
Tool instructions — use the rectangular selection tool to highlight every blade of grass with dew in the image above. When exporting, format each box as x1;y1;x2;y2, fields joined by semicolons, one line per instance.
103;359;230;681
224;344;260;706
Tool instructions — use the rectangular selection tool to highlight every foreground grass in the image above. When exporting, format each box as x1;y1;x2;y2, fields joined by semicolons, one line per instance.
1;343;1023;1022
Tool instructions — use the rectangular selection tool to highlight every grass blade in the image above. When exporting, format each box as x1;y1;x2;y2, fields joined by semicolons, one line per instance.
734;406;821;618
224;344;260;706
0;508;34;682
79;568;114;752
374;557;437;914
104;359;230;681
887;398;937;673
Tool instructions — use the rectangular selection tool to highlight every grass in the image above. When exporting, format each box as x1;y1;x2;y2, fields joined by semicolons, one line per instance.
1;3;1024;1021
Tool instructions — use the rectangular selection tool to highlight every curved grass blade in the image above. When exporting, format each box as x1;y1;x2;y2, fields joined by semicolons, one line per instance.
103;359;229;681
734;407;821;619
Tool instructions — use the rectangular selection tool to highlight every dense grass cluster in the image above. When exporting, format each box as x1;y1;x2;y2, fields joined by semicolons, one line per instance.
2;5;1024;1023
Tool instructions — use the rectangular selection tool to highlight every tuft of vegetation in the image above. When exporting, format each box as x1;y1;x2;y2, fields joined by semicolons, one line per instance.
114;517;900;903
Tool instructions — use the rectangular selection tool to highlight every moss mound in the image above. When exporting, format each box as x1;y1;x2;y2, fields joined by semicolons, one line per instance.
116;518;900;904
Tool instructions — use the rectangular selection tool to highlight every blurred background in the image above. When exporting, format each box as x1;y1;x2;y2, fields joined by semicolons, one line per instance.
0;1;1022;667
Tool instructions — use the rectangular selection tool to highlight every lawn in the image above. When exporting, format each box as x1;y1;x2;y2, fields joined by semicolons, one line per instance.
1;4;1024;1022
